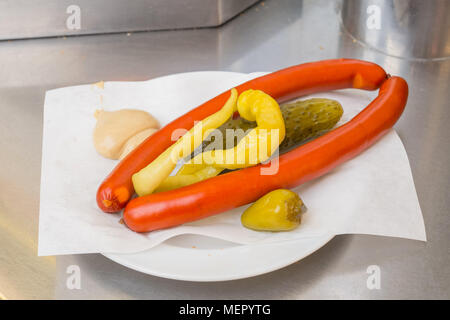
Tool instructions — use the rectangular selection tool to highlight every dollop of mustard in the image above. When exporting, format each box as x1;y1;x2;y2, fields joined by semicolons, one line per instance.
93;109;159;160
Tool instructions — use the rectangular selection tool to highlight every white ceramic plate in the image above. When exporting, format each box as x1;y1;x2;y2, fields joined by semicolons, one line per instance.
101;70;336;281
103;234;333;281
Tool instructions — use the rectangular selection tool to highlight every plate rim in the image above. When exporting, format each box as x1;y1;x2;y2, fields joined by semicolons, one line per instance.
102;234;335;282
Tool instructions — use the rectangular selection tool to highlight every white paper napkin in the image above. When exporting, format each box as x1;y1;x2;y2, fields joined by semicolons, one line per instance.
38;71;426;256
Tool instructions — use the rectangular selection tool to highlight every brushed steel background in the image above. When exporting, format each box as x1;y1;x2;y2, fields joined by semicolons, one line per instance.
0;0;259;40
341;0;450;60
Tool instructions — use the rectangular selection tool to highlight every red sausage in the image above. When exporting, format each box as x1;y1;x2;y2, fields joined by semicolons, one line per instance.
123;76;408;232
97;59;387;212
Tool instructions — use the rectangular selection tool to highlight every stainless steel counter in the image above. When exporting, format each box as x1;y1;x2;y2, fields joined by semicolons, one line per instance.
1;0;449;299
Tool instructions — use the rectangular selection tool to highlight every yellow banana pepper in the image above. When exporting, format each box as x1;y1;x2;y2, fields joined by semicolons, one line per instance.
132;88;238;196
154;165;224;193
186;89;285;169
133;89;285;196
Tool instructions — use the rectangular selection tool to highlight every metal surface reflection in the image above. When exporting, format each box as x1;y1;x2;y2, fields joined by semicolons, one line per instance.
341;0;450;60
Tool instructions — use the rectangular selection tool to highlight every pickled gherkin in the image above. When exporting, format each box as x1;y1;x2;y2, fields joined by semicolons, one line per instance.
279;98;343;151
201;98;343;154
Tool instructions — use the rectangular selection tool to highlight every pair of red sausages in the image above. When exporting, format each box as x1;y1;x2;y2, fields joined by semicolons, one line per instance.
96;59;408;232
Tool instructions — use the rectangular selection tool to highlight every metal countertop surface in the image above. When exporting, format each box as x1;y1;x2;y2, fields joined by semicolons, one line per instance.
0;0;449;299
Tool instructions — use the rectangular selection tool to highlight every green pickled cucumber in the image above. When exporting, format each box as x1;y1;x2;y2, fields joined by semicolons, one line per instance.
202;98;343;154
279;98;343;151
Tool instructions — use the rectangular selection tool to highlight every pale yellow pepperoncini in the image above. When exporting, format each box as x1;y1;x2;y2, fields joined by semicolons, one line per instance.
186;89;285;169
155;89;285;193
133;89;285;196
132;88;238;196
